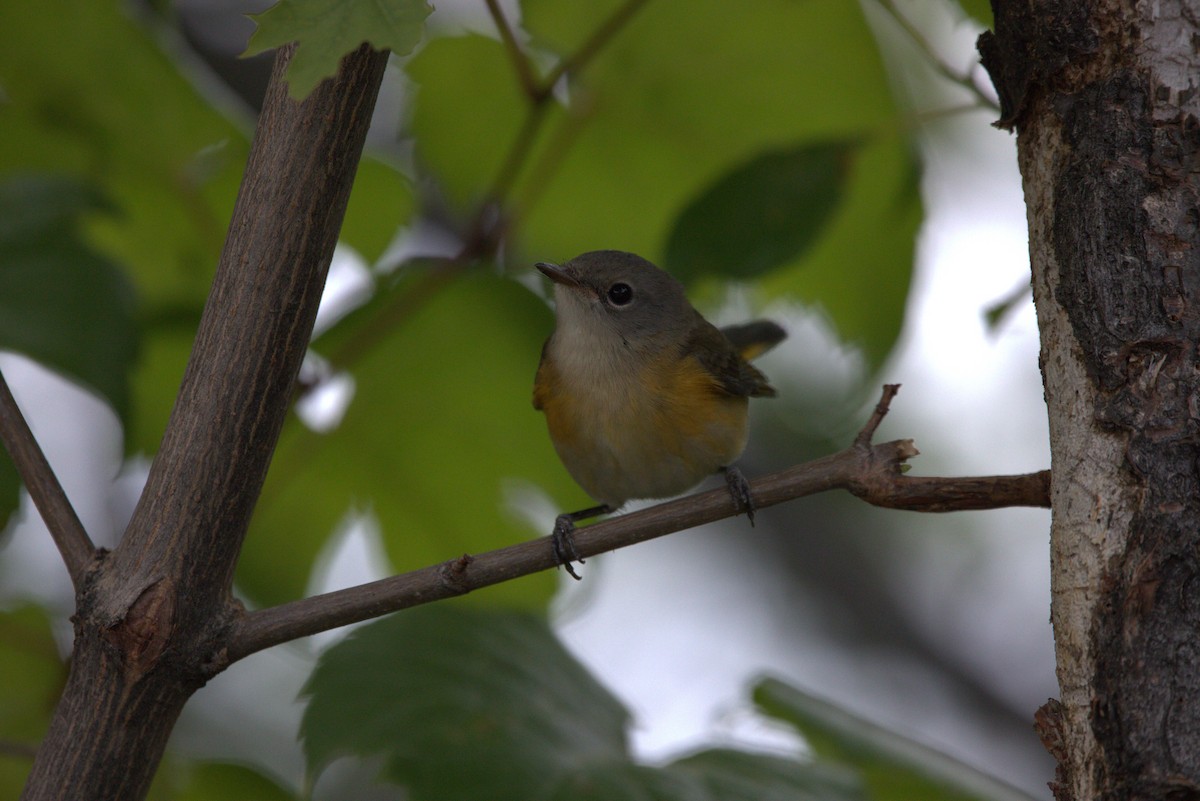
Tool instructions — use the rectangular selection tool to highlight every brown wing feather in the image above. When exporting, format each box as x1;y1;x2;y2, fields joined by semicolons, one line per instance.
686;321;777;398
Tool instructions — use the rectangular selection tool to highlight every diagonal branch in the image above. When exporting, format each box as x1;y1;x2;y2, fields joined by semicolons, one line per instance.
483;0;540;99
225;384;1050;663
539;0;653;98
0;366;94;588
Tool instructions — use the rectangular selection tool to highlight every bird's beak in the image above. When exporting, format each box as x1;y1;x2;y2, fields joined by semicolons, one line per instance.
536;261;584;289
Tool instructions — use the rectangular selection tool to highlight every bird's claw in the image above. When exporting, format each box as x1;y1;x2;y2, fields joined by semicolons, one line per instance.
552;514;585;580
723;465;757;525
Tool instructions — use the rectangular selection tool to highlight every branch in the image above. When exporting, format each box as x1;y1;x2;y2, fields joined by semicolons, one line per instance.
0;739;37;760
540;0;652;97
484;0;540;99
226;385;1050;662
107;42;391;612
20;44;393;801
875;0;1000;113
0;366;94;588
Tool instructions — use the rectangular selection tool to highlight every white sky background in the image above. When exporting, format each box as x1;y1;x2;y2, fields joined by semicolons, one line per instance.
0;2;1057;798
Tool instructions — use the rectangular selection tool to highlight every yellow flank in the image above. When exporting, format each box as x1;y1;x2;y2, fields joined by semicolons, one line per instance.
534;351;748;506
735;341;773;362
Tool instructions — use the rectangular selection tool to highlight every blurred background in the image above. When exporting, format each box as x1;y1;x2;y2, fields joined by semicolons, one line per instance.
0;0;1055;798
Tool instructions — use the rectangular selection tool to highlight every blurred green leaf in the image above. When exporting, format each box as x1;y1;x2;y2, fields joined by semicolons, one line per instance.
0;0;414;455
956;0;994;28
301;604;630;795
754;678;1040;801
246;0;433;99
342;158;413;264
664;142;856;283
0;0;243;452
983;282;1030;333
538;749;867;801
150;760;298;801
407;35;538;212
660;749;865;801
0;0;244;314
0;175;138;419
242;272;575;608
757;137;920;369
518;0;900;262
302;606;868;801
0;605;65;797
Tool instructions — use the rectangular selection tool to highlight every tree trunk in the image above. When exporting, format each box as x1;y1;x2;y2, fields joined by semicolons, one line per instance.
19;43;389;801
982;1;1200;798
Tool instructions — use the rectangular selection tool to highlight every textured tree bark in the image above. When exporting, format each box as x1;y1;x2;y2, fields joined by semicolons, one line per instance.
19;43;389;801
981;1;1200;798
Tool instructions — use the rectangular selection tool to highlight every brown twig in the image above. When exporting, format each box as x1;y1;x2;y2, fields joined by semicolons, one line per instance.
539;0;653;98
226;385;1050;662
0;739;38;761
875;0;1000;113
0;367;94;588
855;382;900;448
483;0;540;99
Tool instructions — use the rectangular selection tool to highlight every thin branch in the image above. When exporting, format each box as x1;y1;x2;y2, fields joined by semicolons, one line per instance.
226;385;1050;663
0;367;94;588
540;0;653;98
475;1;656;221
855;383;900;447
484;0;540;99
0;739;38;760
876;0;1000;113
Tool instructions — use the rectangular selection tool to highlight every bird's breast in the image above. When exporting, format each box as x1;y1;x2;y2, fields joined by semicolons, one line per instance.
535;342;749;506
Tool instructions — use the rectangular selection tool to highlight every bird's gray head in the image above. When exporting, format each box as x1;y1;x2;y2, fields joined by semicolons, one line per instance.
536;250;697;354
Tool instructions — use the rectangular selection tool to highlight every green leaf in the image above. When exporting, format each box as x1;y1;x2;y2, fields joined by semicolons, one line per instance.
956;0;993;28
664;142;856;283
0;605;66;797
0;0;244;313
246;0;433;99
301;604;631;795
754;678;1041;801
517;0;900;260
983;283;1029;333
342;157;413;264
0;0;244;449
0;0;415;454
537;751;866;801
757;137;921;369
660;749;865;801
302;606;869;801
406;35;537;212
241;272;576;608
0;175;138;419
150;760;298;801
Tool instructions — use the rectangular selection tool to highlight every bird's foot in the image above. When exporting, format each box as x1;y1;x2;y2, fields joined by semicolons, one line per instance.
551;514;585;581
549;504;612;580
722;465;756;525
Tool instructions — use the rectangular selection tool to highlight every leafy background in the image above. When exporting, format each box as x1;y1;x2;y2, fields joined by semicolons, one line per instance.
0;0;1053;799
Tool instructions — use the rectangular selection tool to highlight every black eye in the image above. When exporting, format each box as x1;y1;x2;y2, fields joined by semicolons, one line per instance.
607;282;633;306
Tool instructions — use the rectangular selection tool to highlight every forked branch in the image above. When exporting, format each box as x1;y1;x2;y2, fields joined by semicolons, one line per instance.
0;367;94;588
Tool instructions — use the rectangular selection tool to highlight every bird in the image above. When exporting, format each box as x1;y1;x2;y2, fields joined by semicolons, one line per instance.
532;250;785;578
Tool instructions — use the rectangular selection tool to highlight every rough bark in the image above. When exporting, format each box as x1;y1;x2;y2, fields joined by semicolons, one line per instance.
19;43;389;801
981;1;1200;798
